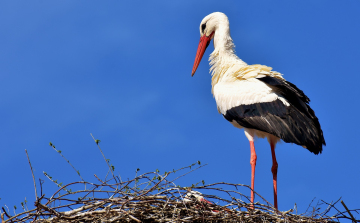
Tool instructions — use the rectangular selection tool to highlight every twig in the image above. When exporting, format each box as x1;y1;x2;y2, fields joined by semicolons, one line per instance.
341;200;356;223
39;179;44;197
90;133;116;181
305;197;316;214
49;142;85;183
45;181;94;205
2;208;37;222
122;211;141;222
1;208;10;220
172;164;207;182
25;149;38;199
43;172;71;194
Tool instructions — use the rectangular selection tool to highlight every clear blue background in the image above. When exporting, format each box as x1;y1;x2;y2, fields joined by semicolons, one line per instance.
1;0;359;219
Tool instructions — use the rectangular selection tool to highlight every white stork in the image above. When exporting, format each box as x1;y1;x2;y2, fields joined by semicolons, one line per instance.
191;12;325;210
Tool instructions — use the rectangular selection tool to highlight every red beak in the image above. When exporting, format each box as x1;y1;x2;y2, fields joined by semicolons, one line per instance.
191;32;214;76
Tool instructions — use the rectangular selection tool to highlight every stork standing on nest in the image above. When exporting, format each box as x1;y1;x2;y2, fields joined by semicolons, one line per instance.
191;12;325;210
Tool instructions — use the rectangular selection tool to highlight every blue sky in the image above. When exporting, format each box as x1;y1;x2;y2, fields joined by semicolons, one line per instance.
1;0;359;219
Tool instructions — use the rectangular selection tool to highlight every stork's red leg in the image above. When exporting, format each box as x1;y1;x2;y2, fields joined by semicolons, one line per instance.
249;141;257;208
270;142;278;210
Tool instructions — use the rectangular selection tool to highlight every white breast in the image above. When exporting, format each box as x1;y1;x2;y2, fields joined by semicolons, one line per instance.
213;78;289;114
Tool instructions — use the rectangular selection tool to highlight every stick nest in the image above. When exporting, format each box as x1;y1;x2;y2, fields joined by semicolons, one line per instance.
2;139;359;222
2;162;357;223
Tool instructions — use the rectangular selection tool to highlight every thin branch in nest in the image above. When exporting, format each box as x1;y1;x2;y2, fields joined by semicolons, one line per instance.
25;149;38;200
90;133;117;183
341;200;357;223
48;142;85;183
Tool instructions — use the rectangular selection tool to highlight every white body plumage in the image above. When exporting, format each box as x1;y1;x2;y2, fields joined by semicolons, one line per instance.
204;12;288;143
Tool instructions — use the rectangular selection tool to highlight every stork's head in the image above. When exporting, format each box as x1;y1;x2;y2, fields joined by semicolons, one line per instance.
191;12;229;76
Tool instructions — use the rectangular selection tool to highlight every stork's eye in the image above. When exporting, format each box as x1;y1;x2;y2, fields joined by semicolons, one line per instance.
201;23;206;33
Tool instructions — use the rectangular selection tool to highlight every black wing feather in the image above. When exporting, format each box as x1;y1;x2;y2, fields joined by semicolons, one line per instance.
224;76;325;154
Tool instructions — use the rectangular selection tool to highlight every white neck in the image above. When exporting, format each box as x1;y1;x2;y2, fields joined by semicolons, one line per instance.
209;22;247;88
